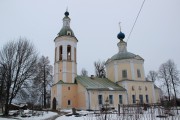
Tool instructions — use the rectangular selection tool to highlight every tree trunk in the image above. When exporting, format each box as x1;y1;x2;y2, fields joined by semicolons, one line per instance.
4;85;10;116
165;79;171;102
43;65;46;109
1;105;4;114
43;82;46;108
171;77;178;114
4;75;10;115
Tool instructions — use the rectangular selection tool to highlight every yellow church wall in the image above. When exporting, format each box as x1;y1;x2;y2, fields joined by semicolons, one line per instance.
117;62;132;80
89;91;97;110
58;62;63;80
121;81;155;104
106;59;146;82
66;62;72;83
106;63;115;82
77;83;87;109
133;63;145;81
155;88;161;103
89;90;127;110
61;84;78;109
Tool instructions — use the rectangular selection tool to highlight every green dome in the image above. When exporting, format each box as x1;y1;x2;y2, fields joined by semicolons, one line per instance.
110;52;136;61
58;26;75;37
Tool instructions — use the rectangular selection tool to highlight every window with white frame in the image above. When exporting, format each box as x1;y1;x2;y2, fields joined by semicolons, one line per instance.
132;95;136;104
122;70;127;78
109;95;113;104
119;95;123;104
98;95;103;104
139;95;143;104
137;69;141;78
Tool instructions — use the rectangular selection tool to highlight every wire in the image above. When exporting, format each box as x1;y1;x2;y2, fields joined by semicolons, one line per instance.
127;0;146;42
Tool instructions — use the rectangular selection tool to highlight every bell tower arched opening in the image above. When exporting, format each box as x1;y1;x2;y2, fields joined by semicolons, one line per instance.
67;45;71;61
59;46;63;60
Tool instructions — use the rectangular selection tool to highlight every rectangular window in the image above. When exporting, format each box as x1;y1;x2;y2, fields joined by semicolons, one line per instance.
109;95;113;104
68;100;71;105
122;70;127;78
98;95;103;105
146;95;149;103
137;69;141;78
119;95;123;104
139;95;143;104
132;95;136;104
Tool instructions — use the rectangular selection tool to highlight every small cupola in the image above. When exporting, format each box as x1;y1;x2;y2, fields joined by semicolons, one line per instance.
117;24;127;53
117;23;125;41
57;10;76;37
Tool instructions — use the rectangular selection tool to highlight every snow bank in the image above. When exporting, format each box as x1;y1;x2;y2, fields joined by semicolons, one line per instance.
0;111;58;120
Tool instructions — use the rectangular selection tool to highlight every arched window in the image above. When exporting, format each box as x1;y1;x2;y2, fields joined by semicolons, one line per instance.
67;31;71;36
55;47;57;62
74;48;76;62
145;86;148;91
59;46;63;60
132;86;135;91
67;45;71;61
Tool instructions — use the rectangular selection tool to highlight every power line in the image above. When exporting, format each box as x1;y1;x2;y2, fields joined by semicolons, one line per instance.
127;0;146;42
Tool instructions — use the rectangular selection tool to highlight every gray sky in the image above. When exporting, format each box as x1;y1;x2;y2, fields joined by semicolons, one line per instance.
0;0;180;76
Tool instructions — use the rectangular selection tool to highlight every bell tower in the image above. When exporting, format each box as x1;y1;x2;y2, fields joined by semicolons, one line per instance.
54;10;78;83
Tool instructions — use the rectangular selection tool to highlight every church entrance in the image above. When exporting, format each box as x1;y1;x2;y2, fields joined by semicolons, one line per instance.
52;97;56;110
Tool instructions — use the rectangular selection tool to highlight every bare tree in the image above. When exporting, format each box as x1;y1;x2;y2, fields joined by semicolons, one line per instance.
159;63;171;101
0;38;38;115
147;70;158;82
0;65;6;113
94;60;106;78
166;60;179;113
81;68;88;77
33;56;53;109
14;80;40;110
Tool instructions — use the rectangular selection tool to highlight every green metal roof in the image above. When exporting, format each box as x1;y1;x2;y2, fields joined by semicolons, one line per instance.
53;80;77;86
110;52;136;61
58;26;75;37
106;52;144;64
75;76;126;91
56;80;64;84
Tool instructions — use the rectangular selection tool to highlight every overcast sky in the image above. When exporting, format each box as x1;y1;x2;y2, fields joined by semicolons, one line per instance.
0;0;180;76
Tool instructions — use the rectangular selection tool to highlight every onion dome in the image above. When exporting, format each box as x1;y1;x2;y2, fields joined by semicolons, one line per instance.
117;32;125;40
64;11;69;17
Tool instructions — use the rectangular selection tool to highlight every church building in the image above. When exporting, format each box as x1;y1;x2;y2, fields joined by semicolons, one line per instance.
51;11;160;110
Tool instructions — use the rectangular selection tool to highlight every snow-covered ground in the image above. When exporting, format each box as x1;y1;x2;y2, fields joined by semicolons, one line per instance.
56;108;180;120
1;108;180;120
0;111;58;120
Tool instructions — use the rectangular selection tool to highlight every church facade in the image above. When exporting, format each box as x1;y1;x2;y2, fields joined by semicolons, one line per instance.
51;11;160;110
